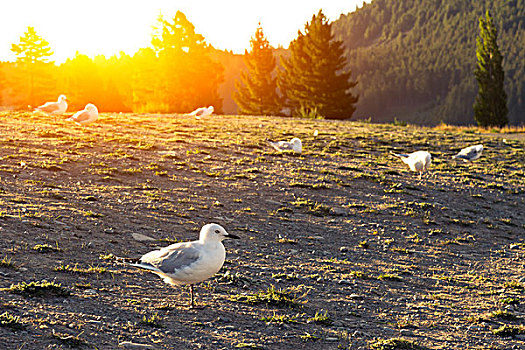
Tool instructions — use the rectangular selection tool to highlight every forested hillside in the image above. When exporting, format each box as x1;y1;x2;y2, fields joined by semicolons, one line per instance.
333;0;525;125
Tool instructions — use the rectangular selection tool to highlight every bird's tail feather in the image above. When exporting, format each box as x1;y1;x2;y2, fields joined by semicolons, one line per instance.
390;151;408;158
452;154;467;160
267;140;280;151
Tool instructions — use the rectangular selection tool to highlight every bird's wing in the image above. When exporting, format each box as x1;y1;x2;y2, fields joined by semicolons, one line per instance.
270;141;293;151
267;140;281;151
454;146;480;160
189;108;204;116
72;110;92;123
138;244;202;274
463;146;481;159
36;102;59;113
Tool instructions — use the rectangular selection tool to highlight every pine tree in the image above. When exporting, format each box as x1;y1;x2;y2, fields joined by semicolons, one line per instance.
10;27;55;107
234;25;281;115
150;12;224;113
278;10;358;120
473;11;508;127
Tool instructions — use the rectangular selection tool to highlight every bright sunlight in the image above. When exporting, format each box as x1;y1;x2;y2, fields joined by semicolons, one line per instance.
1;1;365;62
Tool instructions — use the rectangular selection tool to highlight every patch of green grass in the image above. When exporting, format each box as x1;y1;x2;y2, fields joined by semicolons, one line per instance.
6;280;70;297
0;312;25;330
290;198;332;216
289;181;330;190
83;210;104;218
215;270;249;286
300;332;320;341
504;280;524;290
344;270;371;280
260;312;298;324
500;297;520;305
492;324;525;337
488;310;519;321
99;253;116;260
230;285;304;308
139;313;164;328
0;256;16;269
270;206;293;216
33;243;61;253
307;311;333;326
271;273;298;281
370;338;429;350
358;240;369;249
54;264;107;274
391;247;413;254
276;237;297;244
378;274;402;281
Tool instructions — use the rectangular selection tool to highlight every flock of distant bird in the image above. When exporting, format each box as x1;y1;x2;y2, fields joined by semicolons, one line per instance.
32;94;485;307
390;144;484;179
35;94;98;125
34;94;216;125
266;135;483;180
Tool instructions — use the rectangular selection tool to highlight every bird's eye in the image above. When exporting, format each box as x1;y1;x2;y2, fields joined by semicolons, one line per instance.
215;230;220;234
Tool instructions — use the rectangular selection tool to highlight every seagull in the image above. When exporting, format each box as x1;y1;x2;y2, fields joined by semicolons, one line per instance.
66;103;98;125
130;223;239;308
452;144;483;162
35;94;68;114
391;150;432;179
268;137;302;153
189;106;214;119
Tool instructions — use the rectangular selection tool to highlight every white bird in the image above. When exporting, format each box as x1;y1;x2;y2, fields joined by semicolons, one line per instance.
66;103;98;125
35;94;68;114
268;137;302;153
130;223;239;308
452;144;483;162
189;106;214;119
391;150;432;179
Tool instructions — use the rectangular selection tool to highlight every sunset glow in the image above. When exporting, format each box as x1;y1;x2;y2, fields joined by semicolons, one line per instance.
1;1;366;62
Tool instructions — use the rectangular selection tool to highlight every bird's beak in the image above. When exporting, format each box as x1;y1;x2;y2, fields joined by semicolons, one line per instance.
226;232;240;239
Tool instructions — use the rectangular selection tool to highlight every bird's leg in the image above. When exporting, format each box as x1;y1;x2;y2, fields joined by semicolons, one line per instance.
188;284;205;309
189;284;195;308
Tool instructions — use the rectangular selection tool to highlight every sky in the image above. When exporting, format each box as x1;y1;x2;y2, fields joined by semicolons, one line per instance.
0;0;369;63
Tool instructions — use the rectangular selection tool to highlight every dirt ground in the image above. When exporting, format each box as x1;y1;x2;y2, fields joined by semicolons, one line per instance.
0;111;523;350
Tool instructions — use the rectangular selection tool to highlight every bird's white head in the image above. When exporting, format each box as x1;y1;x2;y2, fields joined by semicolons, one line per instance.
85;103;98;113
207;106;215;113
199;223;239;243
58;95;67;102
291;137;302;152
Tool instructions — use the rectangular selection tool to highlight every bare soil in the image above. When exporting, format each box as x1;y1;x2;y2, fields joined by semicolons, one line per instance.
0;112;524;350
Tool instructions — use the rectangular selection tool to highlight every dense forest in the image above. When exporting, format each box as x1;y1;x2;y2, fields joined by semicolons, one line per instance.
333;0;525;125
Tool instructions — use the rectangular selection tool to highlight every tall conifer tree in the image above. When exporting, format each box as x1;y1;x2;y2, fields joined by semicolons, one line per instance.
278;10;358;120
150;12;224;113
234;25;281;115
473;11;508;127
10;27;55;107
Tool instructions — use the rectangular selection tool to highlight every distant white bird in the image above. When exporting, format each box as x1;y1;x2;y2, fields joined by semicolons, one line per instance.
452;144;483;162
189;106;214;119
391;150;432;179
35;94;68;114
66;103;98;125
268;137;302;153
130;223;239;308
